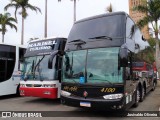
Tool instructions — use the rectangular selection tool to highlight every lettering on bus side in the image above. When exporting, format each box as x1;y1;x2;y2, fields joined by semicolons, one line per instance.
28;40;57;52
101;88;116;93
63;86;78;92
28;40;56;47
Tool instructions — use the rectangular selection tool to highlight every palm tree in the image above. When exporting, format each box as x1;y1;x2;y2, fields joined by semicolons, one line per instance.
58;0;77;23
106;3;113;13
0;12;17;43
133;0;160;69
4;0;41;45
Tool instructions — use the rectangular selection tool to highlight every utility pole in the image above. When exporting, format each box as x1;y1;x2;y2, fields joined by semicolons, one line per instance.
73;0;76;23
44;0;47;38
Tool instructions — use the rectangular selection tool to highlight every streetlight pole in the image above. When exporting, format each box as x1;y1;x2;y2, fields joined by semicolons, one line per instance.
44;0;47;38
73;0;76;23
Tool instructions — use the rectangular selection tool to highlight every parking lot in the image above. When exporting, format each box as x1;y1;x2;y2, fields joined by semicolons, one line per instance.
0;81;160;120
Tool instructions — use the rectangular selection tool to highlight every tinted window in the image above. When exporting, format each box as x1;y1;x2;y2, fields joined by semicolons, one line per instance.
126;17;135;39
63;47;123;84
68;15;125;42
19;48;26;70
0;45;16;82
22;55;58;81
132;62;144;67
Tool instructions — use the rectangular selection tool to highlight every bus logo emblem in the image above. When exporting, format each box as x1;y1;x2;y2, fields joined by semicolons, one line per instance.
83;91;88;98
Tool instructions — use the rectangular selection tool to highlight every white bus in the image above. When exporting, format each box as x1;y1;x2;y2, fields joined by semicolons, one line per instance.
0;43;26;96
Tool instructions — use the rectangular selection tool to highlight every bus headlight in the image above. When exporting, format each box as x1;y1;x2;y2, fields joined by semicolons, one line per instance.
61;90;71;97
103;93;123;100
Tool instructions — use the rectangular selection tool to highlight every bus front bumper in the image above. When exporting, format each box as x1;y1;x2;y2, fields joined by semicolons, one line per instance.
19;87;58;99
61;95;126;111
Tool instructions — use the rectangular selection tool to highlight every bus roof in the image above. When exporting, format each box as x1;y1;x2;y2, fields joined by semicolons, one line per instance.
28;37;66;43
75;11;127;24
0;42;27;48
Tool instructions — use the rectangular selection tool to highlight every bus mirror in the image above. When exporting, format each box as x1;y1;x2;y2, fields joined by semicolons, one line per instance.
142;35;146;41
48;50;64;69
119;47;128;67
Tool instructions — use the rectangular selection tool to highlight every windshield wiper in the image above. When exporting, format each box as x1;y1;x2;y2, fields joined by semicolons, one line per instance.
33;55;45;80
24;60;35;81
68;39;86;45
89;36;112;40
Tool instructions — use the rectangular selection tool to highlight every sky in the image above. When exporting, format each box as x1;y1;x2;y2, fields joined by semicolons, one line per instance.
0;0;129;46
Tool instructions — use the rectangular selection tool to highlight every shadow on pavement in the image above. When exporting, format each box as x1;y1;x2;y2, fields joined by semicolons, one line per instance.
0;94;20;100
24;97;61;105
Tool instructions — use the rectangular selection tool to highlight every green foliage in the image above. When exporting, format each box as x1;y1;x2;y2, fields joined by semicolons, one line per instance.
106;3;113;13
0;12;17;43
132;0;160;34
132;0;160;68
4;0;41;19
135;46;155;63
148;37;156;48
4;0;41;45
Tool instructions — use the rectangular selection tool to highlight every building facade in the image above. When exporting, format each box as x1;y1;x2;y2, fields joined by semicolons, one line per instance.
129;0;150;39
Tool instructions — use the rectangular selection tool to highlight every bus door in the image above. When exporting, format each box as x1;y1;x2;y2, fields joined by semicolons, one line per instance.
125;53;136;105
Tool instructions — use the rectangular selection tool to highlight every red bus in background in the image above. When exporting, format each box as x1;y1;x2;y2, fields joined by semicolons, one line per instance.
153;62;159;81
132;62;152;79
132;61;158;84
132;62;151;72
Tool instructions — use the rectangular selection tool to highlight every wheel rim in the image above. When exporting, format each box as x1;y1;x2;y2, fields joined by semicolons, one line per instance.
153;82;156;89
137;89;140;103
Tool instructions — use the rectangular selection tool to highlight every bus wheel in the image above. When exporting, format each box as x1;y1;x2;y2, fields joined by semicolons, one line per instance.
151;82;156;91
140;87;145;102
133;87;140;107
16;85;20;96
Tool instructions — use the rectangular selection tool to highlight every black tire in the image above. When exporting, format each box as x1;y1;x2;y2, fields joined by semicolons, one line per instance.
151;82;156;91
140;87;145;102
16;85;21;96
133;87;140;107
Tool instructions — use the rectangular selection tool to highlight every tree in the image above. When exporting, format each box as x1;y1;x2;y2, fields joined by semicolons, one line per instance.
58;0;77;23
0;12;17;43
4;0;41;45
133;0;160;69
106;3;113;13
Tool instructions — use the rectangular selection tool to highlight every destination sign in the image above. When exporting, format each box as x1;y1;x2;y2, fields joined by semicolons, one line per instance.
28;40;57;52
24;38;64;57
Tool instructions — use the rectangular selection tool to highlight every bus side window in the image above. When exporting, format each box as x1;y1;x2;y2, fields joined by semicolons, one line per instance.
0;45;16;82
18;48;26;71
126;52;132;80
126;67;130;80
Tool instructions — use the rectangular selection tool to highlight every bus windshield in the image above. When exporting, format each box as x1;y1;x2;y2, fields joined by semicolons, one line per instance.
22;55;56;81
68;15;124;42
63;47;123;84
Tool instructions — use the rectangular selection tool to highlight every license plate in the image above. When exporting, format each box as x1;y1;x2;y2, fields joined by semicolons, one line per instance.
80;102;91;107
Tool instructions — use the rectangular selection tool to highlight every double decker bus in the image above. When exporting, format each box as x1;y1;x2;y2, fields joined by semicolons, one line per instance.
20;37;66;99
132;61;156;92
132;61;158;85
132;62;152;72
0;43;26;96
57;12;156;111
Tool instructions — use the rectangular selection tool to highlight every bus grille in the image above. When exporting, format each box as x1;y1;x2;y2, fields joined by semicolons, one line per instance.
26;84;42;87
